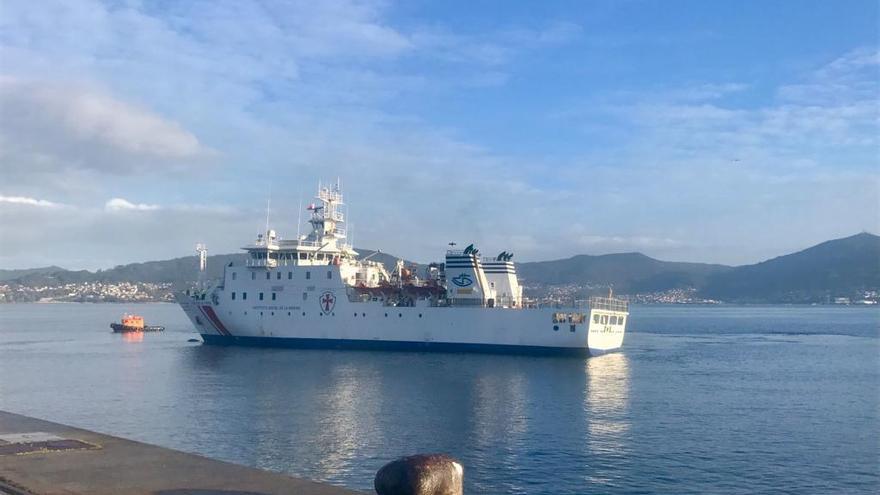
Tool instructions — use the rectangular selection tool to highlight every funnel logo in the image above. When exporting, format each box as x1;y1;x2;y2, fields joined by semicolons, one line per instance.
319;291;336;314
451;273;473;287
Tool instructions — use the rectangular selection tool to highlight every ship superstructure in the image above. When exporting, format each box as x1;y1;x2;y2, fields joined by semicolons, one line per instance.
178;182;627;355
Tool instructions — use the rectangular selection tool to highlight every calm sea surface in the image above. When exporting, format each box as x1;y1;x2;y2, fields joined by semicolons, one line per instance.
0;303;877;494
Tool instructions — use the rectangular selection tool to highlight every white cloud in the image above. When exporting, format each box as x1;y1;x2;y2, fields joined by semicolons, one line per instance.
0;195;64;208
0;1;874;269
105;198;160;211
0;78;213;179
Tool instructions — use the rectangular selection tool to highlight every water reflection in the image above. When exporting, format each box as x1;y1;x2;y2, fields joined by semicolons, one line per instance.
121;331;144;343
584;353;631;485
471;366;529;448
310;362;383;480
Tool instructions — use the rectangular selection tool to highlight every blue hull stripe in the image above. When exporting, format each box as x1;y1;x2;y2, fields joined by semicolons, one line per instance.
199;334;608;357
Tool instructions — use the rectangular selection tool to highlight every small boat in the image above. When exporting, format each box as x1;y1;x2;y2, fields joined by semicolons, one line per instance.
110;314;164;333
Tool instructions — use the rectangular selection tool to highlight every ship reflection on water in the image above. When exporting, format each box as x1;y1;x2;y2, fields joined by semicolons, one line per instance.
121;331;144;343
584;353;631;486
175;346;633;491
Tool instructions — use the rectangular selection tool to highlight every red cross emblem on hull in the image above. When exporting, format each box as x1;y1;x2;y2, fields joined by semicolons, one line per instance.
320;291;336;314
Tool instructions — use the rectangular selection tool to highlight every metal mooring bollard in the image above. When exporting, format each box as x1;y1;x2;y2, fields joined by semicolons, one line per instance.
374;453;464;495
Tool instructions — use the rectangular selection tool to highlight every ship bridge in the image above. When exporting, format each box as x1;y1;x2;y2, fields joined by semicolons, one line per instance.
243;181;358;269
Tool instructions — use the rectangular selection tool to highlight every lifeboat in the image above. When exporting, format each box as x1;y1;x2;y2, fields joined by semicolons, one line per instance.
110;314;164;333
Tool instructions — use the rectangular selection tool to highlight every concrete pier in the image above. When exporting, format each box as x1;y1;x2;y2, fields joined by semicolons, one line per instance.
0;410;358;495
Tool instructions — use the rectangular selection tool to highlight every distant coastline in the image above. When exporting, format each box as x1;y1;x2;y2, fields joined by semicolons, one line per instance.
2;233;877;305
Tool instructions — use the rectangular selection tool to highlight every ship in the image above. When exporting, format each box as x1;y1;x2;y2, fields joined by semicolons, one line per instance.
177;182;628;356
110;314;165;333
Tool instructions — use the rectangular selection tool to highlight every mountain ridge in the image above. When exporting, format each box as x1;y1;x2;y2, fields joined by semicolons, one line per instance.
2;233;877;303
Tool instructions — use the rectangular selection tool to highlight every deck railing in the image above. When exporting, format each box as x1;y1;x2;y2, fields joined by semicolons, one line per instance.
589;296;629;312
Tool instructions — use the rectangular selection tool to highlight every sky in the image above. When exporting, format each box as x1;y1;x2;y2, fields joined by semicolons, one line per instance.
0;0;878;270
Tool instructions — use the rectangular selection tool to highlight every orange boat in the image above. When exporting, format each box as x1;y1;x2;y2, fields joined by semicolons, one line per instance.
110;314;164;333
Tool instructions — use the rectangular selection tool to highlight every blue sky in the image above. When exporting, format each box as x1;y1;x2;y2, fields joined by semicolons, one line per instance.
0;0;877;269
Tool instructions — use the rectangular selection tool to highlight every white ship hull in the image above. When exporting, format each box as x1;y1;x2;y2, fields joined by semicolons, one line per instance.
176;284;627;356
178;180;628;356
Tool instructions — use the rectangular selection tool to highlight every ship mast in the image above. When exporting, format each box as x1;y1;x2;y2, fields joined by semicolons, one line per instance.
196;243;207;289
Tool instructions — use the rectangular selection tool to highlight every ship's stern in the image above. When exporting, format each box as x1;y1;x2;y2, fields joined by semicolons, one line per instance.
587;296;628;355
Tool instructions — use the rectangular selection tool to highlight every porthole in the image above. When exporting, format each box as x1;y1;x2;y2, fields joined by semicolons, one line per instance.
419;314;422;318
570;325;576;332
398;313;402;318
362;313;366;317
385;313;388;317
288;312;291;316
354;313;358;317
553;325;559;331
302;312;306;316
271;312;274;316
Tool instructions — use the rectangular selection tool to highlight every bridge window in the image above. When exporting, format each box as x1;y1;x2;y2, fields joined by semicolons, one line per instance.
618;317;625;326
317;253;325;260
271;293;276;301
306;271;311;280
231;292;236;300
303;292;307;301
251;272;256;280
593;314;600;324
288;272;292;279
277;272;281;280
259;292;264;301
299;253;307;260
242;292;247;300
327;270;332;279
611;315;618;325
266;272;270;280
232;272;237;280
601;315;608;324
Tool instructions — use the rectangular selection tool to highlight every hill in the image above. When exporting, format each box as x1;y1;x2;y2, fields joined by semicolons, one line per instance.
515;253;730;292
698;233;880;303
2;234;877;303
4;249;411;289
0;266;66;282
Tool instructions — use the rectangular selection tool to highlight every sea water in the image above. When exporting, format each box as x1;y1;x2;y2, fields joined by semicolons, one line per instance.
0;303;877;494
